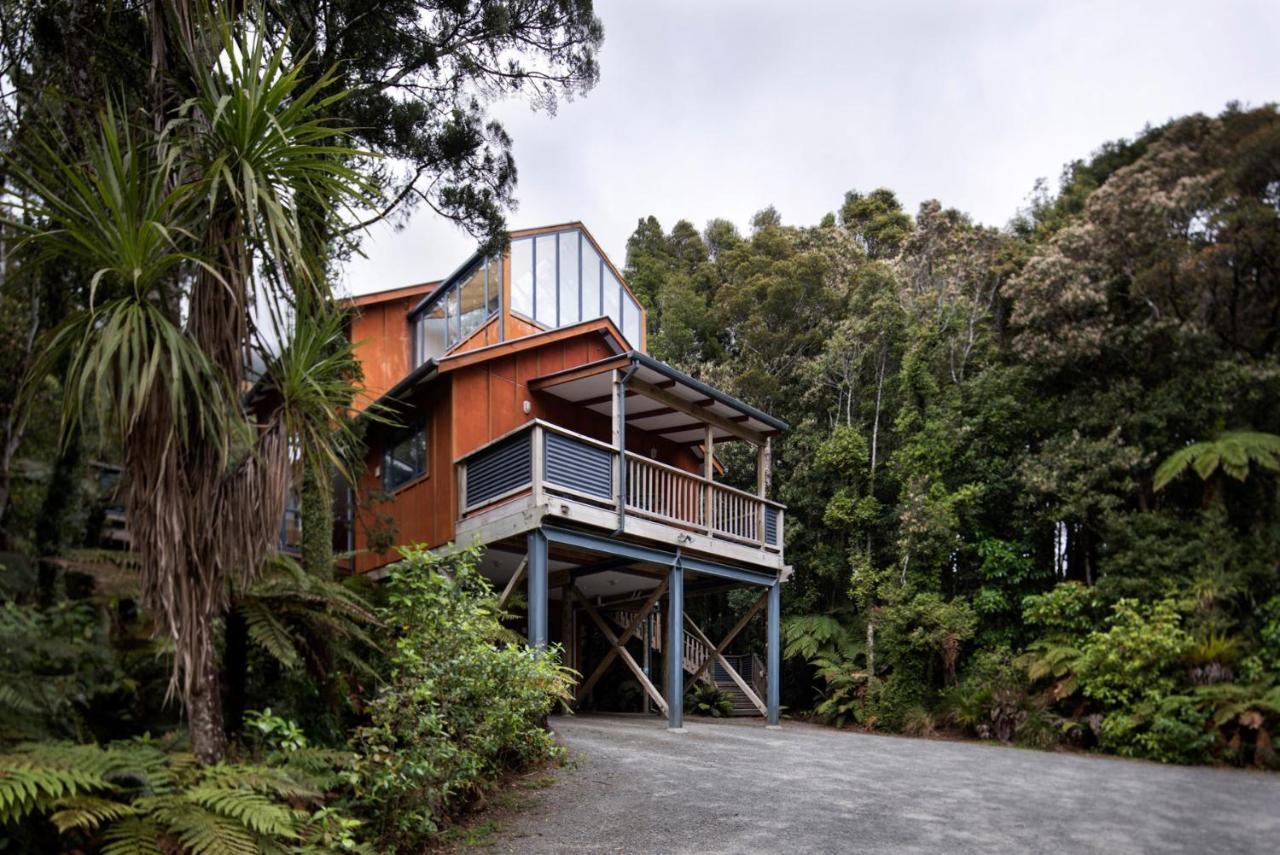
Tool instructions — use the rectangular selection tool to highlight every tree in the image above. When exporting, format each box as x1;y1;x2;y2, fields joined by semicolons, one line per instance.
9;8;373;762
840;188;911;259
265;0;604;246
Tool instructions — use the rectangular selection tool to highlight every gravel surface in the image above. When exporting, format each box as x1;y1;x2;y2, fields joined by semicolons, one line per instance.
487;713;1280;854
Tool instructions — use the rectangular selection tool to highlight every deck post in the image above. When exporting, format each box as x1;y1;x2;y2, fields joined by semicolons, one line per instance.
527;528;548;650
666;557;685;730
766;580;781;727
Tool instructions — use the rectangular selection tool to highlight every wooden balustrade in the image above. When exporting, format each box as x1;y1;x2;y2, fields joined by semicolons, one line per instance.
624;452;706;530
709;482;763;544
458;420;784;555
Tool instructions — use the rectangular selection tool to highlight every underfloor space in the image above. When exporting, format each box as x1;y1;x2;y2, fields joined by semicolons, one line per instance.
486;714;1280;854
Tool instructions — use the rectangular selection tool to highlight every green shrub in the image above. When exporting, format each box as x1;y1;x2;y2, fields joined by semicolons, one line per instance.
349;545;573;850
685;682;733;717
943;650;1054;746
1097;693;1216;765
1078;598;1191;709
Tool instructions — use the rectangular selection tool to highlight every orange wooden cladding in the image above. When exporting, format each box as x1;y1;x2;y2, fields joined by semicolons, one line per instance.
348;286;435;408
350;326;703;575
345;224;660;574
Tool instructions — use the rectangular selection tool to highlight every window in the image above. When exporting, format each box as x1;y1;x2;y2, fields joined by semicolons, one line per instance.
581;241;602;320
623;291;642;348
558;231;580;325
603;266;622;333
486;255;502;316
458;262;487;342
383;422;427;490
534;234;557;326
422;303;447;362
511;238;534;317
419;227;642;361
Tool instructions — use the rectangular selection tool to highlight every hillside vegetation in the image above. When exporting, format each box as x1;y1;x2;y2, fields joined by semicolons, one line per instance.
626;104;1280;766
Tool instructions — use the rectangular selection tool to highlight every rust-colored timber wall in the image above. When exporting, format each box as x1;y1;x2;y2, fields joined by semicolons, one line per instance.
351;380;455;575
450;335;702;474
348;291;424;408
352;330;700;575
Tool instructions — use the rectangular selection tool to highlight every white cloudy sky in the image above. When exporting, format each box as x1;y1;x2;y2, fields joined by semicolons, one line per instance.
339;0;1279;296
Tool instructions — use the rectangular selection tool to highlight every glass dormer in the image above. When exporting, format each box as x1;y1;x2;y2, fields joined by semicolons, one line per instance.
407;224;644;370
509;226;643;348
410;251;502;367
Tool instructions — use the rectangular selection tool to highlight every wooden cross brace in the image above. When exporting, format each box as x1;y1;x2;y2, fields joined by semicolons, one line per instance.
684;592;769;716
571;581;669;713
497;557;528;610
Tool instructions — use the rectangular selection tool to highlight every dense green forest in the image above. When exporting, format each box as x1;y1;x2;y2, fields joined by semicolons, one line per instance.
0;0;1276;849
0;1;596;851
625;103;1280;765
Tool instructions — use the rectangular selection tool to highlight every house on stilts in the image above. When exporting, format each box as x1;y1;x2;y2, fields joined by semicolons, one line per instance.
337;222;790;729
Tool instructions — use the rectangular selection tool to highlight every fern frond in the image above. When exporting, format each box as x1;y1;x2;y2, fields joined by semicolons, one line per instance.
183;785;303;837
50;794;137;832
100;816;166;855
145;798;261;855
239;599;301;670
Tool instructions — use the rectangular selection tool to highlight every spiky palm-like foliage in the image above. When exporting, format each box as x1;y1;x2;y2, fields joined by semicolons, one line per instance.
1153;431;1280;492
0;738;359;854
8;5;376;762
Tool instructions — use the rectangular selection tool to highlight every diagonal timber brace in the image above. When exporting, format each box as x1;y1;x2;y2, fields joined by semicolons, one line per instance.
498;557;528;611
686;590;769;686
684;612;768;716
571;582;669;713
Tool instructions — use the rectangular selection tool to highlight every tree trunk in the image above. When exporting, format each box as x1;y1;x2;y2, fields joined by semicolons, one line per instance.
866;619;876;681
189;638;227;764
223;606;248;736
300;461;334;576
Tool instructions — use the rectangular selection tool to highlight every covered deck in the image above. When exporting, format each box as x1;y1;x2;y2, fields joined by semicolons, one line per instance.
453;352;789;728
455;351;787;570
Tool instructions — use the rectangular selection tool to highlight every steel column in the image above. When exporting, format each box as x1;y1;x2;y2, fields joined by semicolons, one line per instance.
666;558;685;730
527;529;548;649
767;581;781;727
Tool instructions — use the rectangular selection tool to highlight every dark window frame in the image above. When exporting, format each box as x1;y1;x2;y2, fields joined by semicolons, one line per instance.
382;419;429;491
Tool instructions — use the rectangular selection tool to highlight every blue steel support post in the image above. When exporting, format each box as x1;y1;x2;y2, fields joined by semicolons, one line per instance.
767;581;781;727
527;529;548;650
666;558;684;730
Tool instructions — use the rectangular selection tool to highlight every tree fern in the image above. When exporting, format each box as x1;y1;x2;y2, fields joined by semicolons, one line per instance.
48;794;137;833
100;816;166;855
1154;431;1280;491
0;739;359;852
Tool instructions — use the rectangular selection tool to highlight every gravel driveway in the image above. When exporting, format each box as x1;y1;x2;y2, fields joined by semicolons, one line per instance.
487;713;1280;854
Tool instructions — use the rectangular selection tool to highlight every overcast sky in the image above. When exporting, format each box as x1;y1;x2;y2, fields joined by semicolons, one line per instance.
338;0;1279;297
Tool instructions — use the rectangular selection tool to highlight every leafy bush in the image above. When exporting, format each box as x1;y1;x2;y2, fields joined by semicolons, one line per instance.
349;545;573;850
943;650;1055;746
0;599;155;744
685;682;733;717
1078;598;1191;709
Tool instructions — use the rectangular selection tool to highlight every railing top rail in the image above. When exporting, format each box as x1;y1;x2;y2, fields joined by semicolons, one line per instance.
537;419;619;453
622;450;707;481
709;478;786;509
454;418;616;465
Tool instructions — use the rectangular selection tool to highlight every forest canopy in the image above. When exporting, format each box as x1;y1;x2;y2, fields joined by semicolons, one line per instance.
625;102;1280;766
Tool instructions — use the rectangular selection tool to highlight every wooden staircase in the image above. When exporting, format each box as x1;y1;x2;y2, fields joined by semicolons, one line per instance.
606;608;766;717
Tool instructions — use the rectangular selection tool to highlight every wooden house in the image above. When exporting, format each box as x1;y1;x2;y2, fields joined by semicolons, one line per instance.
341;223;789;728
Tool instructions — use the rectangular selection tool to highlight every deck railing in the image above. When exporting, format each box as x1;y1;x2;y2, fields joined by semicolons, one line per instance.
457;420;784;554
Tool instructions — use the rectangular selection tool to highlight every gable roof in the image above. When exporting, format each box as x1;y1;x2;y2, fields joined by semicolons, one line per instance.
362;317;630;414
343;280;439;309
